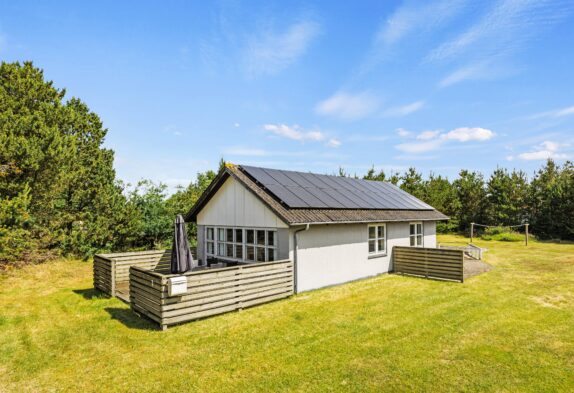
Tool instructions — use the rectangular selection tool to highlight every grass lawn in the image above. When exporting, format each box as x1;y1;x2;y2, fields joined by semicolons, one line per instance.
1;235;573;392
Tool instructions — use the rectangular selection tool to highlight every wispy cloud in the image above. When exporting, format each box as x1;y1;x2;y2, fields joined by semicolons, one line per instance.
438;62;491;87
315;91;380;120
514;141;570;161
327;138;342;148
431;0;573;87
527;105;574;120
428;0;572;63
244;19;321;76
396;128;413;137
396;140;443;153
383;100;425;117
263;123;324;141
416;130;440;140
262;124;341;148
360;0;469;73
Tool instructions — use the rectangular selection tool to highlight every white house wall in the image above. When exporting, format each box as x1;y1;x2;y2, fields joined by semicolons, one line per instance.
197;176;288;229
292;221;437;292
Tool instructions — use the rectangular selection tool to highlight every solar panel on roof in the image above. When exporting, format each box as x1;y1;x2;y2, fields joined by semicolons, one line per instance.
240;165;434;210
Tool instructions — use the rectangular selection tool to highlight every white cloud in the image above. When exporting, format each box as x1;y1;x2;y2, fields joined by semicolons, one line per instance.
517;140;569;161
417;130;440;140
441;127;494;142
234;123;240;128
326;138;341;148
394;126;495;153
244;20;321;76
383;101;425;117
315;91;380;120
263;123;326;142
396;128;413;137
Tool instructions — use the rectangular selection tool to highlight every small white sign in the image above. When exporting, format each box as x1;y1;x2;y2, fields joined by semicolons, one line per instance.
168;276;188;296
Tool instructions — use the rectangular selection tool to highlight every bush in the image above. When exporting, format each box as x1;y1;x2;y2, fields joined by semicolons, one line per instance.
480;226;525;242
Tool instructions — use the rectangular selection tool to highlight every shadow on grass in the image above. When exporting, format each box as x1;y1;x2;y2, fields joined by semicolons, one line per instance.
105;307;158;331
73;288;107;300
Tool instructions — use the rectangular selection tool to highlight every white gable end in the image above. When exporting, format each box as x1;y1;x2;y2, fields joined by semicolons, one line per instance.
197;176;288;228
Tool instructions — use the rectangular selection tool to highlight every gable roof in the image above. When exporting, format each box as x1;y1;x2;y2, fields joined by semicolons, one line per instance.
185;164;448;225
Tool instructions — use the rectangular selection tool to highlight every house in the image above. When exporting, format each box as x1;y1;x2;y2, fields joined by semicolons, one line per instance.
185;164;448;293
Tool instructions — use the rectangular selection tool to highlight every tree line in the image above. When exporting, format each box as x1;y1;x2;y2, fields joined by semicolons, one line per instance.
1;62;573;267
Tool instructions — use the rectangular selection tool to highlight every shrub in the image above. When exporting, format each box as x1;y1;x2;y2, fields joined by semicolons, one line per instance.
480;226;525;242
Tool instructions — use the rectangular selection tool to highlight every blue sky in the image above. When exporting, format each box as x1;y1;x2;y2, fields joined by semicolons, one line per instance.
1;0;574;190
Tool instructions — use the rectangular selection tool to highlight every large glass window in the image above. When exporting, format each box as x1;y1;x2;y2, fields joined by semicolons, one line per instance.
207;227;277;262
409;222;423;247
368;224;386;255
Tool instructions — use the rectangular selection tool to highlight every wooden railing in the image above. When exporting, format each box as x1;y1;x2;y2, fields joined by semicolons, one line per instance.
130;259;294;330
393;246;464;282
438;243;484;260
93;248;196;298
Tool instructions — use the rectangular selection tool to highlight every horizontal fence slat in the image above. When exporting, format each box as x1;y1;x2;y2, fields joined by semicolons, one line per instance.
128;258;294;328
393;246;463;283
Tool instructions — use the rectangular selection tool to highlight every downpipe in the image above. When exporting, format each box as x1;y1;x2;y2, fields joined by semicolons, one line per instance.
293;224;310;294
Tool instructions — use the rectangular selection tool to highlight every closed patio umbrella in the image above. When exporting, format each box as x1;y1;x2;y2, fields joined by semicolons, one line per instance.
170;214;196;274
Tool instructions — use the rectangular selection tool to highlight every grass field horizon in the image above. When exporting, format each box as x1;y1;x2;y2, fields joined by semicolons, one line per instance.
1;235;573;392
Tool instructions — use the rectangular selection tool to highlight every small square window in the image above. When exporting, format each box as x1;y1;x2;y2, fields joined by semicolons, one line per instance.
206;227;214;240
268;248;275;261
226;243;233;257
226;228;234;242
218;228;225;241
218;242;226;256
206;242;214;255
235;229;243;243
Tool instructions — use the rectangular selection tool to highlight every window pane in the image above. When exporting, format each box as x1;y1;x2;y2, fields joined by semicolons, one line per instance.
267;231;275;247
369;226;376;239
246;230;254;244
246;246;255;261
206;228;214;240
218;243;226;256
226;229;234;243
410;224;415;235
377;225;384;239
268;248;275;262
410;236;415;246
378;239;385;252
207;241;214;254
256;247;266;262
257;230;265;245
417;223;422;234
218;228;225;241
417;235;423;246
235;229;243;243
226;243;233;257
368;240;376;253
235;244;243;259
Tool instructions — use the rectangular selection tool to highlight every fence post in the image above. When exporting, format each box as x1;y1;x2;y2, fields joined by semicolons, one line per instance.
470;223;474;243
525;223;529;246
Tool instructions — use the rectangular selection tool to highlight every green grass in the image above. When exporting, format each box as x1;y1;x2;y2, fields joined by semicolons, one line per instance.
1;235;573;392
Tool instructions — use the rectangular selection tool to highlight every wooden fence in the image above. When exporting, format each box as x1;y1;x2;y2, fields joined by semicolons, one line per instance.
94;249;194;299
130;259;294;330
393;246;464;282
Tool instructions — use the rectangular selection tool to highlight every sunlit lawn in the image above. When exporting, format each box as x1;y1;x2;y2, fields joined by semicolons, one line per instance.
1;235;573;392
